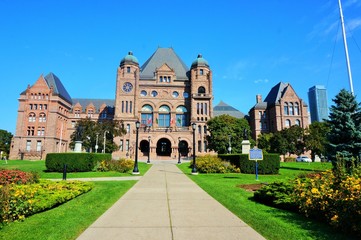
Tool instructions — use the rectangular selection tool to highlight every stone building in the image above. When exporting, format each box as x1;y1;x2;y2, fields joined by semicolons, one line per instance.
9;48;213;160
248;82;309;140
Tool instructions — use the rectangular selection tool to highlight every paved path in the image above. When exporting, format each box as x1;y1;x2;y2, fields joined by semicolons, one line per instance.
76;162;265;240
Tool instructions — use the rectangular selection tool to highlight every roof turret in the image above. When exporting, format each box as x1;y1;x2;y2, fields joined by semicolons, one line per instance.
120;51;139;66
191;54;209;68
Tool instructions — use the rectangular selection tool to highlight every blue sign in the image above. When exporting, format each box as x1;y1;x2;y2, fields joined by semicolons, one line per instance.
249;148;263;160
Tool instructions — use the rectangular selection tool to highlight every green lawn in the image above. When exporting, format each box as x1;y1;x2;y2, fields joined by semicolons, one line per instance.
0;181;136;240
1;160;151;178
178;162;358;240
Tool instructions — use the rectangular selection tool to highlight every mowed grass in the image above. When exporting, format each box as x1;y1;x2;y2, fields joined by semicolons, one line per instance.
1;160;151;178
0;180;137;240
178;162;358;240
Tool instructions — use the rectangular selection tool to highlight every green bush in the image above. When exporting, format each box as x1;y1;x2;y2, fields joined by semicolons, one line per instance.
192;155;240;173
219;153;280;174
96;159;134;173
45;153;111;172
253;181;297;211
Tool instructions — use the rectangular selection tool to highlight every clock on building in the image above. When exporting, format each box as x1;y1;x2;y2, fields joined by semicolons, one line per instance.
122;82;133;93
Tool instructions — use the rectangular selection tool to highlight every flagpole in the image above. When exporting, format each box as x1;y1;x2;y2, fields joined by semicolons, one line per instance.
338;0;354;95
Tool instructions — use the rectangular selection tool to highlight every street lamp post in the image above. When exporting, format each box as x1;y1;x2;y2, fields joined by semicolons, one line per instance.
103;131;108;153
95;133;99;153
191;123;197;174
147;136;151;164
178;137;181;164
228;135;232;154
133;121;140;174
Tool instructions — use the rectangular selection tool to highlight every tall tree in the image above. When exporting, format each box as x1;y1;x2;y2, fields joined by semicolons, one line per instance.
327;89;361;171
282;125;305;156
206;115;252;154
304;121;330;161
0;129;13;156
70;118;126;153
257;133;273;153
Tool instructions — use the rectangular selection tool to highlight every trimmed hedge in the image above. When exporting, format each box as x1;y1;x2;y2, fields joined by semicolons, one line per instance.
218;153;280;174
45;153;111;172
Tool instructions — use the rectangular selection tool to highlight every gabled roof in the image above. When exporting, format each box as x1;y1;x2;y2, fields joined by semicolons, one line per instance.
140;48;189;80
213;101;245;118
71;98;115;113
44;72;72;104
263;82;289;103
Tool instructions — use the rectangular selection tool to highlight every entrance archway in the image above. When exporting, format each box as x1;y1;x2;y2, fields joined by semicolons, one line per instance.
179;140;189;156
156;138;172;156
139;140;149;156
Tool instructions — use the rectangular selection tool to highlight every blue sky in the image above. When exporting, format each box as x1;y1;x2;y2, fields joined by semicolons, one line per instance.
1;0;361;134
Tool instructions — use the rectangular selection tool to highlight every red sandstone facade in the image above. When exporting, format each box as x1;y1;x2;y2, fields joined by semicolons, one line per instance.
9;48;213;160
249;82;309;140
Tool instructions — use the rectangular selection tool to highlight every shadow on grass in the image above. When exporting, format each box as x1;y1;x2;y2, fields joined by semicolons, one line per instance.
249;196;359;240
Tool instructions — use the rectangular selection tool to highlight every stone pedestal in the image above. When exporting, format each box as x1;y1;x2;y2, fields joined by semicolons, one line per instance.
242;140;251;154
74;141;83;153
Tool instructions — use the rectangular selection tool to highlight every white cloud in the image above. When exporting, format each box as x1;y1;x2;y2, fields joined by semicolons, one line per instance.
254;79;269;84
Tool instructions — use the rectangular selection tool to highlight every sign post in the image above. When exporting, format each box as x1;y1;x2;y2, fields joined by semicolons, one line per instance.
248;147;263;181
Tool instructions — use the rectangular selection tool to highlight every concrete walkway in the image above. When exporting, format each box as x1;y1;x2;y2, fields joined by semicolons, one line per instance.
76;162;265;240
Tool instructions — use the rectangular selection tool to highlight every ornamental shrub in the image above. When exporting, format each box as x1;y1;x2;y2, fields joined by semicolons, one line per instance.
253;181;297;211
0;169;39;185
96;159;133;173
46;153;111;172
218;153;280;174
192;155;240;173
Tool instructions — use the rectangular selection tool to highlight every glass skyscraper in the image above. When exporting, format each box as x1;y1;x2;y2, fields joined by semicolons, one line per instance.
308;85;328;122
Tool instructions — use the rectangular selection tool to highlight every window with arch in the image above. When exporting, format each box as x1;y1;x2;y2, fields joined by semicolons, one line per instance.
39;113;46;122
198;86;206;94
141;104;153;126
284;102;289;115
176;106;188;127
285;119;291;127
294;102;299;115
295;119;301;126
158;105;170;127
28;113;36;122
289;103;294;115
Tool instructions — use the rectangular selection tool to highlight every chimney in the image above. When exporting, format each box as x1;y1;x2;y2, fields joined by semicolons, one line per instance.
256;94;262;103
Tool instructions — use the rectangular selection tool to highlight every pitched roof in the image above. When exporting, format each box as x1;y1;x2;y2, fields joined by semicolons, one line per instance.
213;101;245;118
263;82;289;103
140;48;189;80
44;73;73;104
71;98;115;113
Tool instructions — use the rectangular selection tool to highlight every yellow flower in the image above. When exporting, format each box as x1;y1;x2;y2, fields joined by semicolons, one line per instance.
331;215;338;222
311;188;319;194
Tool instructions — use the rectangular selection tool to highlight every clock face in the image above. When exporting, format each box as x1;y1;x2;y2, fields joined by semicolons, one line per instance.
122;82;133;93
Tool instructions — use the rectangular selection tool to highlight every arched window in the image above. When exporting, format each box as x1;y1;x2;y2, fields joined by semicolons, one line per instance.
289;103;294;115
28;113;36;122
294;102;299;115
39;113;46;122
198;86;206;94
284;102;289;115
285;119;291;127
295;119;301;126
176;106;188;127
141;104;153;126
158;105;170;127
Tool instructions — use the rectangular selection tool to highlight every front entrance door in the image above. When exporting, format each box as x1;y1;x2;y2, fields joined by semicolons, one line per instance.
156;138;172;156
179;140;189;156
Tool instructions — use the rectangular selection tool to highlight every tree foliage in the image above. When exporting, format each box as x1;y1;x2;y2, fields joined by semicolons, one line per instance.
304;121;330;161
327;89;361;171
70;118;126;153
0;129;13;156
206;115;252;154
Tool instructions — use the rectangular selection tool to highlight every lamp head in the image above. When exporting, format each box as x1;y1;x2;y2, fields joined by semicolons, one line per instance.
192;122;196;130
136;121;140;129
